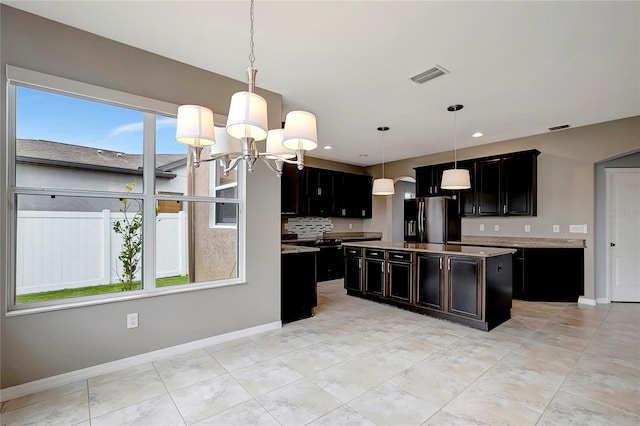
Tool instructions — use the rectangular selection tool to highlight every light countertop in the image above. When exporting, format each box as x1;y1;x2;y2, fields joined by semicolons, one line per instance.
342;241;515;258
448;236;586;249
281;244;320;255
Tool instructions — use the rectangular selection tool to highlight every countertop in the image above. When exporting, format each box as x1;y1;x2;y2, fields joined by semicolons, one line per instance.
448;236;586;249
281;232;383;244
280;244;320;255
342;241;515;258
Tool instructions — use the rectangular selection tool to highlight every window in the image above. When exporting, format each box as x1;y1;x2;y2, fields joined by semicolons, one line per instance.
209;160;238;228
6;66;244;310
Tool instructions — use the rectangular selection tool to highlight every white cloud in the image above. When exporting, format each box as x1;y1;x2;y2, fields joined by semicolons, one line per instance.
109;121;143;137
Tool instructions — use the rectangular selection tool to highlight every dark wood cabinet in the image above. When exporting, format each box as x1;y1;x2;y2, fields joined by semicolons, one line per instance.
516;248;584;302
415;163;454;197
448;256;482;319
281;251;317;323
388;251;413;302
364;249;385;296
477;158;502;216
344;247;363;292
316;246;344;282
416;253;445;310
415;150;539;217
282;164;372;218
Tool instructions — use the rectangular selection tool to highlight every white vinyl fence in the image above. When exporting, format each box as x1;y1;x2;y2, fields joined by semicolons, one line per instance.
16;210;187;295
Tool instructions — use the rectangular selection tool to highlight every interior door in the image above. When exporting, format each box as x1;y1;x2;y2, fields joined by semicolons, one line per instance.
607;168;640;302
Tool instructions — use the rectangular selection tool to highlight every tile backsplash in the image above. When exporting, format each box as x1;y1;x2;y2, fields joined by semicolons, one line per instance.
286;217;333;239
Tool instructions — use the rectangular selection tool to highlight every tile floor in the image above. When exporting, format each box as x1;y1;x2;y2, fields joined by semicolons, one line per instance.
1;279;639;425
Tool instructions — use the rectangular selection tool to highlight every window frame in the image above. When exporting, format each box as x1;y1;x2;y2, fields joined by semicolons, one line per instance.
209;159;239;229
5;66;246;315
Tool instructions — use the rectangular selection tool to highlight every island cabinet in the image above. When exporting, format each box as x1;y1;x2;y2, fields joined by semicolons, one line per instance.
344;247;363;292
344;241;515;331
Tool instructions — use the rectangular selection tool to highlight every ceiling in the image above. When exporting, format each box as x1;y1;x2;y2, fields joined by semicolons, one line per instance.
6;1;639;167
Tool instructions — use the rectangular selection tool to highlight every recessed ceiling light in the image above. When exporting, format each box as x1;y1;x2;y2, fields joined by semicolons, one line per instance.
323;145;332;150
472;132;484;138
358;154;368;158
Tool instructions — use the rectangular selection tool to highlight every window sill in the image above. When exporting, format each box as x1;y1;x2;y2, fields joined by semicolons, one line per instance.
5;279;246;317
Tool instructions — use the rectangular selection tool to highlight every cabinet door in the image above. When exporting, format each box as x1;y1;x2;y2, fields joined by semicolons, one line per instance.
433;163;454;196
281;163;305;215
477;158;501;216
333;173;348;217
306;168;333;216
344;255;362;291
365;258;385;296
448;256;482;319
457;160;477;216
416;254;445;310
503;153;537;216
354;174;373;218
389;261;412;302
415;167;430;198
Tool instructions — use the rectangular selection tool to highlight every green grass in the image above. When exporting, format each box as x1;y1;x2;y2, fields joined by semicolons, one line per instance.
16;276;190;304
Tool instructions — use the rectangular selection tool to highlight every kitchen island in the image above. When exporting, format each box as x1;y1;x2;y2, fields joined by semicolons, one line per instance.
281;244;319;323
343;241;515;331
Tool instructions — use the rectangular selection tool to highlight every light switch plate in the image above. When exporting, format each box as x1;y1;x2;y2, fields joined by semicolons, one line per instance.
127;313;138;329
553;225;560;233
524;225;531;233
494;225;500;231
479;224;485;231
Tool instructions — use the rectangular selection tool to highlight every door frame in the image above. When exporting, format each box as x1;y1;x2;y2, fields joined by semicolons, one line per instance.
605;167;640;302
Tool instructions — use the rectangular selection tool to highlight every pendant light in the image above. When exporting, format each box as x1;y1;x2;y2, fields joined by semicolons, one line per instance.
441;104;471;190
372;126;395;195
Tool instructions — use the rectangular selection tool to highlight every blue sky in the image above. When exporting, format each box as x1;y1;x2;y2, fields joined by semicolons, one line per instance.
16;86;186;155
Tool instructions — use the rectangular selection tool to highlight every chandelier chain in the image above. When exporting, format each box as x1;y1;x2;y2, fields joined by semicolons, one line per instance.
249;0;256;66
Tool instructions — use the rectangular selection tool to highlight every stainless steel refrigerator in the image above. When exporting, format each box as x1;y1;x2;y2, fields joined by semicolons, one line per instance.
404;196;461;243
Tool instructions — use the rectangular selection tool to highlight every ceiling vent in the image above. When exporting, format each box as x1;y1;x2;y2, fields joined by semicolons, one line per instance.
410;65;448;84
548;124;571;131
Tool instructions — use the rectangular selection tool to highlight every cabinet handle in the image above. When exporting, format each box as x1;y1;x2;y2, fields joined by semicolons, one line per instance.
503;204;507;214
358;259;362;268
439;258;443;270
381;262;385;273
387;263;390;273
472;205;476;215
318;188;322;196
447;258;451;271
478;206;481;214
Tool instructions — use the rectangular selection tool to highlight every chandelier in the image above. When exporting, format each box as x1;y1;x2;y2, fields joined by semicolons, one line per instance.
175;0;317;177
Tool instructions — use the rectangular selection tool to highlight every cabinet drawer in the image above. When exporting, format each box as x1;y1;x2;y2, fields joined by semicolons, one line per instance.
365;249;385;259
388;251;412;262
344;247;362;257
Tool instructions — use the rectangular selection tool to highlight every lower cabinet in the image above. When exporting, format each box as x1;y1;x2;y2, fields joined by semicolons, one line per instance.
416;253;445;311
281;251;317;323
344;247;363;292
349;247;513;331
448;256;482;319
388;251;413;302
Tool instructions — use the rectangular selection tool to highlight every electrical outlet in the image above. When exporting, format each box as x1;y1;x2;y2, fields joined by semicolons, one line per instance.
349;223;353;230
479;224;485;231
553;225;560;233
524;224;531;233
494;225;500;232
127;313;138;329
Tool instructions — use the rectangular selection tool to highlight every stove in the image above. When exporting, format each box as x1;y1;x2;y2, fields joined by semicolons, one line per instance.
313;238;343;248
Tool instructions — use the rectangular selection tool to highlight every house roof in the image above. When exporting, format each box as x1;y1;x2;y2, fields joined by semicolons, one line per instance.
16;139;186;178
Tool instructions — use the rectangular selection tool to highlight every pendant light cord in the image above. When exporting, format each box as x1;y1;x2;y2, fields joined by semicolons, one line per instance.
454;107;457;169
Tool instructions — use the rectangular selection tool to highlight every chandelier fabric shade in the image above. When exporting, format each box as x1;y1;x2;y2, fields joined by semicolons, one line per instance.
372;178;395;196
175;105;216;146
211;126;241;157
226;90;269;141
282;111;318;151
266;129;296;159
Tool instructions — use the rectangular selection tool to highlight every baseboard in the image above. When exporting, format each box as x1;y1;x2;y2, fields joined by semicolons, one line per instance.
596;297;610;304
578;296;597;306
0;320;281;402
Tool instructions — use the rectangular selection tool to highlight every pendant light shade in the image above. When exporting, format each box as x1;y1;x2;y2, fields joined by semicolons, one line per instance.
372;126;395;196
176;105;216;146
441;169;471;190
372;178;395;195
226;90;268;141
282;111;318;151
265;129;296;159
441;104;471;190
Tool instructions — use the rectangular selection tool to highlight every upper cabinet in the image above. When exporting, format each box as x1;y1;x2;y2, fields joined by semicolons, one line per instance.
281;164;372;218
415;149;540;217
